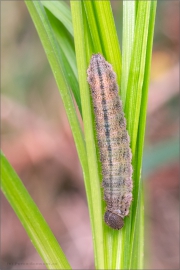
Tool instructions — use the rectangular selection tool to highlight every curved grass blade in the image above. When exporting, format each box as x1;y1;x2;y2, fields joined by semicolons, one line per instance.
45;8;81;114
1;152;71;270
40;1;81;114
41;0;73;36
25;1;87;176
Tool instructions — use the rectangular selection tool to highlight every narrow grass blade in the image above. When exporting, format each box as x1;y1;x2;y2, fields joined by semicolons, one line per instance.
117;1;157;269
119;3;136;269
25;1;87;178
128;2;157;269
41;0;73;36
83;1;102;53
125;1;151;152
70;2;104;268
44;9;81;114
1;152;71;270
84;1;121;86
121;1;135;104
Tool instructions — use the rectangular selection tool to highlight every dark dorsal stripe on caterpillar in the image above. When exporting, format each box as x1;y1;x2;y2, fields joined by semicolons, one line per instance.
87;53;133;230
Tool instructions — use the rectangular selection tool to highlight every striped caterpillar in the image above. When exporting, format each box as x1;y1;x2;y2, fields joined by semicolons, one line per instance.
87;54;133;230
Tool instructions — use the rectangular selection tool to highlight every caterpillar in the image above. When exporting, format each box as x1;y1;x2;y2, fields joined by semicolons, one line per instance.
87;54;133;230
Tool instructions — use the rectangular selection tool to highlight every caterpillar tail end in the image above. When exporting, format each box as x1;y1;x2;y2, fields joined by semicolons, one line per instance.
104;210;124;230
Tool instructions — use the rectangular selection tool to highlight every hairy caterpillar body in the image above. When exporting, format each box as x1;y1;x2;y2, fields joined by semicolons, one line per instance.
87;54;133;230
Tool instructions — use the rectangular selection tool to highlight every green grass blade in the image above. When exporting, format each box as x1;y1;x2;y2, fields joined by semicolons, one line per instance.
129;2;157;269
85;1;121;86
119;3;136;268
70;2;104;268
41;1;82;113
44;9;81;114
121;1;135;104
83;1;102;53
1;152;71;270
117;1;157;269
25;1;87;176
125;2;151;152
41;0;73;36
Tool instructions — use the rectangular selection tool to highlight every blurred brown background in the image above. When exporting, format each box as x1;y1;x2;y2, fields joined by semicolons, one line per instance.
1;1;179;269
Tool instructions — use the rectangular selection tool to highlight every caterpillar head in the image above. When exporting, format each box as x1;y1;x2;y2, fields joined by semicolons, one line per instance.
104;210;124;230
